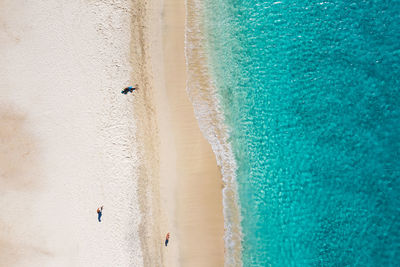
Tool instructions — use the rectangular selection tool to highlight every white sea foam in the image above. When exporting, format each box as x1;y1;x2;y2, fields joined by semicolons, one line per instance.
184;0;243;265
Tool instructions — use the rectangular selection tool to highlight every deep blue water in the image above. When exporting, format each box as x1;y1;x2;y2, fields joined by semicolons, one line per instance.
204;0;400;266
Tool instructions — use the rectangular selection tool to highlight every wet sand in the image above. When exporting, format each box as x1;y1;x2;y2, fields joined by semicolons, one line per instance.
148;0;226;265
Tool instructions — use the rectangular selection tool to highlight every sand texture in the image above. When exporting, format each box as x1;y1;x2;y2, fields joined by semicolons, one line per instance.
1;1;143;266
1;0;225;266
148;0;226;265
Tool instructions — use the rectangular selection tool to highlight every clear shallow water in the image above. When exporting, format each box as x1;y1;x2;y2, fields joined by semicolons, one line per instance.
202;0;400;266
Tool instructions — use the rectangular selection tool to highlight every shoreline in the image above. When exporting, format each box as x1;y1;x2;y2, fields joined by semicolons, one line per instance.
184;0;244;265
158;0;226;263
138;0;226;265
161;0;226;264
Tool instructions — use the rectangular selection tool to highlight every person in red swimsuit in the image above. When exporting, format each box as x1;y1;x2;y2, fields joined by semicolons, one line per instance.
165;233;170;246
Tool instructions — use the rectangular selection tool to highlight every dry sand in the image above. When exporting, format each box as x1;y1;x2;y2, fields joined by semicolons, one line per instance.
1;1;143;266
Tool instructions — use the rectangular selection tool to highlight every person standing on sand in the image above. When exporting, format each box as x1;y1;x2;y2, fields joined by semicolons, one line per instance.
165;233;170;246
97;206;103;222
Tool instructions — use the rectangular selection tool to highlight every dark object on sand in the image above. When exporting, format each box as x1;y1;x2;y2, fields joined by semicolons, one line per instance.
97;206;103;222
165;233;170;246
121;86;137;94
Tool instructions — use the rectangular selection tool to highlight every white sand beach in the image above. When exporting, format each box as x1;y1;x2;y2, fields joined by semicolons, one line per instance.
1;1;142;266
0;0;225;266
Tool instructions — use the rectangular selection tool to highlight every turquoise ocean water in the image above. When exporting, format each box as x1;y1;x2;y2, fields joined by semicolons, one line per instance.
200;0;400;266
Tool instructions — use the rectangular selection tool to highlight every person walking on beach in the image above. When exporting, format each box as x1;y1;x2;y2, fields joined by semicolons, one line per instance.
97;206;103;222
165;233;170;246
121;85;138;94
